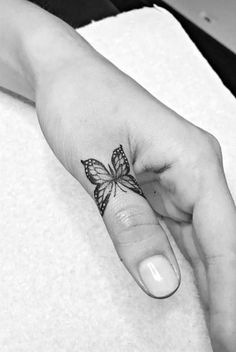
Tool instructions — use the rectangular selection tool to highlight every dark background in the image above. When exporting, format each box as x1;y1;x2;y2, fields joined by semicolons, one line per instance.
30;0;236;97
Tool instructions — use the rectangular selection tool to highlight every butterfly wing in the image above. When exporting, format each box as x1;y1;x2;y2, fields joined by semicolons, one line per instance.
81;158;115;216
118;175;145;197
94;181;113;216
111;144;130;177
111;145;145;197
81;159;113;185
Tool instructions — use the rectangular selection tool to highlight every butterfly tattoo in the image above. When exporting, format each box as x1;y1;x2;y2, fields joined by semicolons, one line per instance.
81;145;145;216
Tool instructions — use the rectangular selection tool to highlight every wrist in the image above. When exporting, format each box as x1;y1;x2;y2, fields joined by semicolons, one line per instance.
0;0;100;100
21;24;99;98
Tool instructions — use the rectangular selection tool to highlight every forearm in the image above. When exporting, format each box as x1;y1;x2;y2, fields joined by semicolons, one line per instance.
0;0;99;100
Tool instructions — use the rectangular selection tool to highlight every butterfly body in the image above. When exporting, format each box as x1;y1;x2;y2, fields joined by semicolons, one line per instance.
81;145;144;216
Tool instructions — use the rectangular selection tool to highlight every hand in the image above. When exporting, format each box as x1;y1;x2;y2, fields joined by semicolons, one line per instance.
35;51;236;352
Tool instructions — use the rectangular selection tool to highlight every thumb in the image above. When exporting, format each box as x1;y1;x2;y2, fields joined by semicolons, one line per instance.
81;144;180;298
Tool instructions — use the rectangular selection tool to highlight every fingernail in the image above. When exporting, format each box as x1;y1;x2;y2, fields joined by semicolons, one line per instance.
138;255;179;298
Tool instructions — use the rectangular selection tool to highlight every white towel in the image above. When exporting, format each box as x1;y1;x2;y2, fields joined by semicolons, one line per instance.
0;6;235;352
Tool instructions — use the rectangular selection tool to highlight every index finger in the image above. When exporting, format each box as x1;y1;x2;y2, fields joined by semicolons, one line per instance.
193;165;236;351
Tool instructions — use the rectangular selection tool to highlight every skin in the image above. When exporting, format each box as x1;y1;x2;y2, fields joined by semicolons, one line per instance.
0;1;236;350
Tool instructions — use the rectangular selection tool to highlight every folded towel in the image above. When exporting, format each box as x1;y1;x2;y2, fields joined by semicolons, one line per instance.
0;6;235;352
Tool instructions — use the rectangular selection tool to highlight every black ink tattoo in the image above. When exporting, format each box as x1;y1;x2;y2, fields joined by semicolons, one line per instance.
81;145;144;216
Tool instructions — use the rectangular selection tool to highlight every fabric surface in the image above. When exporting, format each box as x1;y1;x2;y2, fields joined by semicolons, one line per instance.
0;6;235;352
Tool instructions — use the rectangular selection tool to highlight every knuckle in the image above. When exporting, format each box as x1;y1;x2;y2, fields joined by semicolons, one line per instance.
204;131;223;161
111;204;158;245
178;129;225;197
190;129;223;174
